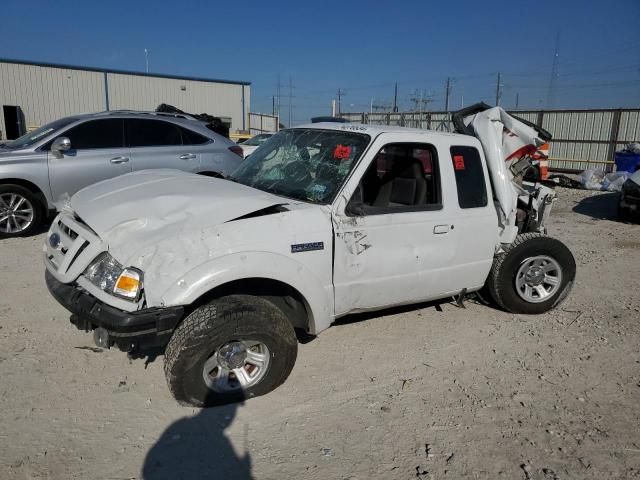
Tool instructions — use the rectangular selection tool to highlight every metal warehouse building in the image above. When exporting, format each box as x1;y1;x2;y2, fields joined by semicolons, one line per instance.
0;58;250;140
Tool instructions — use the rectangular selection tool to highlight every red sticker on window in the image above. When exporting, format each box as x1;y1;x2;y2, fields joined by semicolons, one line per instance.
453;155;465;170
333;144;352;160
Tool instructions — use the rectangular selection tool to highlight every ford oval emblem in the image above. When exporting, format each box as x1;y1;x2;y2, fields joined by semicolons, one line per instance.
49;233;61;249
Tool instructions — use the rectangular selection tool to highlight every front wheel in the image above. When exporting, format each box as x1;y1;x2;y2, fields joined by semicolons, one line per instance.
164;295;298;407
486;233;576;314
0;184;44;238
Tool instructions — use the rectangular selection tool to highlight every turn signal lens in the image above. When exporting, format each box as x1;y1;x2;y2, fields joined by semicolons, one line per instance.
114;269;142;299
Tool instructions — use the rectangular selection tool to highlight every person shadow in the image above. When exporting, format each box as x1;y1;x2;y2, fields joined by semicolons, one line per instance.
141;396;254;480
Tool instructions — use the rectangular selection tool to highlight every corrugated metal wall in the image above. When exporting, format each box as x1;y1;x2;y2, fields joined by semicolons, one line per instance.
107;73;247;128
0;62;105;137
0;60;250;138
248;113;278;134
341;109;640;172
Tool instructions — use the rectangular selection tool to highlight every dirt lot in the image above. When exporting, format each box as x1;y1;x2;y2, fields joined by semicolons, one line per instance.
1;187;639;480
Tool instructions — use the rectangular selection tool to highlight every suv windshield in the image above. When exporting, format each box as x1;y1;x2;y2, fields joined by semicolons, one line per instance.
4;117;78;150
232;128;370;204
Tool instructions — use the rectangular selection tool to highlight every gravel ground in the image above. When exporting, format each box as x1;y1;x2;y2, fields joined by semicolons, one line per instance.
1;187;639;480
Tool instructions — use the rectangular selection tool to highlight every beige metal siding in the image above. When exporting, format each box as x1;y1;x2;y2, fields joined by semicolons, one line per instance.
341;109;640;171
248;112;278;133
0;61;251;139
106;73;247;130
0;62;104;138
619;110;640;143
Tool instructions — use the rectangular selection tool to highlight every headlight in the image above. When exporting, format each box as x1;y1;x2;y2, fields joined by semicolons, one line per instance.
83;252;143;301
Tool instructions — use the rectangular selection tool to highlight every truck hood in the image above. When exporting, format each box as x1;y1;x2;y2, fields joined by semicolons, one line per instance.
70;169;288;244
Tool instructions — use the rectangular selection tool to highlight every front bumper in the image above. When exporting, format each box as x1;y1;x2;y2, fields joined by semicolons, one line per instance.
46;270;184;351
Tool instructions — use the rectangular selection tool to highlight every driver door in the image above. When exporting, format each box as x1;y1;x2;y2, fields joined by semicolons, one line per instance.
331;134;497;316
47;118;131;203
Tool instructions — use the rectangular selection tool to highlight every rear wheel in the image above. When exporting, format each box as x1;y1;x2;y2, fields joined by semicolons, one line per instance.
486;233;576;314
618;199;633;222
164;295;298;407
0;184;44;238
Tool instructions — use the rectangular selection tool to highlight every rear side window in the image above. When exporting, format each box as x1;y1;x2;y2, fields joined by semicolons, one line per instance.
449;146;488;209
180;127;209;145
64;119;124;150
127;119;182;147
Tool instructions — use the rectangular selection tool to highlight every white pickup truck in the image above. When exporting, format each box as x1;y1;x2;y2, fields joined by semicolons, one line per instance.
44;104;575;407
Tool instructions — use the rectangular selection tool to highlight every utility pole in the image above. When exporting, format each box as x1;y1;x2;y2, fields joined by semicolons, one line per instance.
288;76;293;127
409;90;434;128
495;72;502;106
444;77;452;112
276;75;281;120
144;49;149;73
336;88;346;115
515;92;520;110
393;82;398;112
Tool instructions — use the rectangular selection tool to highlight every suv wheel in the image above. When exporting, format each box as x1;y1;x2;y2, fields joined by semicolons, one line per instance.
0;184;44;238
164;294;298;407
486;233;576;314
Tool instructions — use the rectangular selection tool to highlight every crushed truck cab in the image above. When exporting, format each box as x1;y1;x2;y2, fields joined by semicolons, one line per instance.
44;104;575;407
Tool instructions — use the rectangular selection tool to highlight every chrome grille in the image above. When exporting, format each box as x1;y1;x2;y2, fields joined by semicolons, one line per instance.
44;213;104;284
58;220;78;240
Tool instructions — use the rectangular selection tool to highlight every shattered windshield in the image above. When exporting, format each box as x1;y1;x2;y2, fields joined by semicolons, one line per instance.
231;128;370;204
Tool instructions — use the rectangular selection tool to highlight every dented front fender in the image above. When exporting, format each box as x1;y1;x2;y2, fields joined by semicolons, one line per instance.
159;251;334;335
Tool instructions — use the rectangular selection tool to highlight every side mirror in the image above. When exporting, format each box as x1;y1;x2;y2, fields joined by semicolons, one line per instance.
346;184;365;216
51;137;71;158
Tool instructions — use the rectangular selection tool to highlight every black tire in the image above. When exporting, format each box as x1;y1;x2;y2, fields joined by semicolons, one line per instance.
486;233;576;314
164;295;298;407
618;200;632;222
0;184;45;238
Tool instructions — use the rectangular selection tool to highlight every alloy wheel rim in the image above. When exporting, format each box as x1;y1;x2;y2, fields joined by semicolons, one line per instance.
515;255;562;303
0;193;34;234
202;340;271;393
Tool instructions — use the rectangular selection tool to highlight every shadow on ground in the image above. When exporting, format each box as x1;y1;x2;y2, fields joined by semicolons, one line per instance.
332;294;487;328
572;192;621;221
142;400;253;480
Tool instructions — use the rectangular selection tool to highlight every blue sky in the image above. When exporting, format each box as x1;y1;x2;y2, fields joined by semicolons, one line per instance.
2;0;639;125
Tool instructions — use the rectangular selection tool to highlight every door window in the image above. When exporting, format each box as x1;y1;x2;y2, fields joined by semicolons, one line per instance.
180;127;209;145
350;143;441;214
127;119;182;147
449;146;488;208
63;119;124;150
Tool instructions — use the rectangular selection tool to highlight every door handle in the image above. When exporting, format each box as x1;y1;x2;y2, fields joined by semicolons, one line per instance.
110;156;129;164
433;224;450;234
179;153;196;160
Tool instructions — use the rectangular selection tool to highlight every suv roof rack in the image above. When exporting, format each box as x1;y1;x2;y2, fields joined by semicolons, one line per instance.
96;110;199;121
